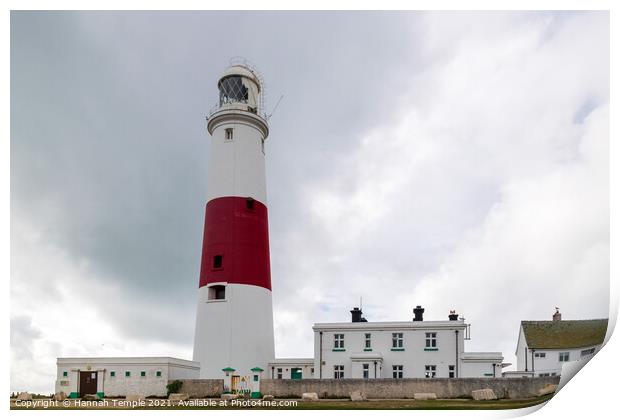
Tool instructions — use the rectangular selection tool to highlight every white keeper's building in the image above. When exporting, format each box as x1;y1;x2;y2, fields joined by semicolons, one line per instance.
267;306;505;380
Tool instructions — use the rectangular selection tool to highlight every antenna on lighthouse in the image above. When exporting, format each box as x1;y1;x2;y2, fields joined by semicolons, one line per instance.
266;94;284;120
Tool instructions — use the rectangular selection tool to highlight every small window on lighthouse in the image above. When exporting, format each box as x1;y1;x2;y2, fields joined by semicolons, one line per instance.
225;128;233;140
208;285;226;300
246;197;255;211
213;255;223;269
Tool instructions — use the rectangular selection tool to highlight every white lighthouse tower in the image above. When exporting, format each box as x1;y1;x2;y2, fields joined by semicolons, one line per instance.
192;61;275;380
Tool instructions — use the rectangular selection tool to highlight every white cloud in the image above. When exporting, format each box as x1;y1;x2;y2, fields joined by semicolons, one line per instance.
401;104;609;355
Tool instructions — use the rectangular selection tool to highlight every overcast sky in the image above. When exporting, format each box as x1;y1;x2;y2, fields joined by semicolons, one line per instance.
11;11;609;393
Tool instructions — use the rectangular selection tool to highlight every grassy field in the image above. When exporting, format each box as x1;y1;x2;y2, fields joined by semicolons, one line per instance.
10;394;553;410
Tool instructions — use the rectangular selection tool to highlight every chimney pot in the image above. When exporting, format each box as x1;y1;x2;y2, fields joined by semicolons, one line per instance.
350;307;363;323
448;310;459;321
413;305;425;321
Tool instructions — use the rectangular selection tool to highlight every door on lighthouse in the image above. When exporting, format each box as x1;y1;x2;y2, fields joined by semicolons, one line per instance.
79;371;98;397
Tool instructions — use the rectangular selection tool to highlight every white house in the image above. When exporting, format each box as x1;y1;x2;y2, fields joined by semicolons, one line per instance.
279;306;503;380
507;310;608;378
55;357;200;398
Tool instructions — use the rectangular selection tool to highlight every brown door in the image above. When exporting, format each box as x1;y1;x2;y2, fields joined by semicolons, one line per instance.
231;375;240;392
79;371;98;397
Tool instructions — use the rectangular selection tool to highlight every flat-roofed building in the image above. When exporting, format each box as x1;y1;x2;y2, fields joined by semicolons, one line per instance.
55;357;200;398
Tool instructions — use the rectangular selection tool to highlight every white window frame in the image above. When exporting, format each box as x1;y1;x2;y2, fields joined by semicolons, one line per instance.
392;332;404;349
425;365;437;378
334;365;344;379
364;333;372;349
362;364;369;379
225;128;234;141
425;332;437;349
392;365;403;379
534;352;546;358
448;365;455;378
334;333;345;349
559;352;570;362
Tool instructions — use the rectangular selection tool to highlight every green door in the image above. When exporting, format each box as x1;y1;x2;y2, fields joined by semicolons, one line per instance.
291;368;302;380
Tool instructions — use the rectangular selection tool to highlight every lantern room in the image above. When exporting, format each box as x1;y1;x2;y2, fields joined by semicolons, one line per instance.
217;64;262;114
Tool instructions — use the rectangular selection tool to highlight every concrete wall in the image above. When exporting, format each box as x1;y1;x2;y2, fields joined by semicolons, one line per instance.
260;377;560;399
172;379;224;398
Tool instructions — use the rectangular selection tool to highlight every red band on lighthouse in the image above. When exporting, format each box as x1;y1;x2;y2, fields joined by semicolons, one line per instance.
198;196;271;291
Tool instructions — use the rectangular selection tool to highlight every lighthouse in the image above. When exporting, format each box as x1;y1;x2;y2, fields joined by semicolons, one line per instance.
193;62;275;380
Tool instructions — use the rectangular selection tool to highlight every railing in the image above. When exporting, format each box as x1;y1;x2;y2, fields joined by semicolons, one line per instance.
206;102;267;120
